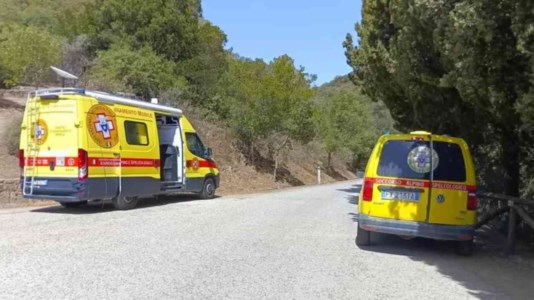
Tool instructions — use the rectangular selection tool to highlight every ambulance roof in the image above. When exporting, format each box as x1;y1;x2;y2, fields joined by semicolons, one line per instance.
32;88;183;117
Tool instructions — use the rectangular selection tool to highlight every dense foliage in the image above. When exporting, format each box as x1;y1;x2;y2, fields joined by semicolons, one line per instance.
0;0;390;180
345;0;534;198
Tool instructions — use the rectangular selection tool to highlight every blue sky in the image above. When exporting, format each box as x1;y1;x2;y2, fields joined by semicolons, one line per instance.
202;0;362;85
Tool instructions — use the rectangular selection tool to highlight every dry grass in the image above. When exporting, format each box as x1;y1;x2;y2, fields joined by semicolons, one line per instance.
0;94;24;179
184;105;356;196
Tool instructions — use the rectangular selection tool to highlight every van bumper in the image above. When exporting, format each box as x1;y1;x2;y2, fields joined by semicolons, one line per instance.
358;215;474;241
20;177;88;202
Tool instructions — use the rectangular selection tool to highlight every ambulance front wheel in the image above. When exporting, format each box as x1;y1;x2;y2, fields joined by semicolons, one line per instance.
199;178;216;199
113;195;138;210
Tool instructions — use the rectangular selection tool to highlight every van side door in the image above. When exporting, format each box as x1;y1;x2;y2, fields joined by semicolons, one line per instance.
428;138;477;226
116;116;160;198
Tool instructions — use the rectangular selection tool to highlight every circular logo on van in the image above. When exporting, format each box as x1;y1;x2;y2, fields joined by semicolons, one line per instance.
31;119;48;145
87;104;118;148
191;158;200;170
407;145;439;174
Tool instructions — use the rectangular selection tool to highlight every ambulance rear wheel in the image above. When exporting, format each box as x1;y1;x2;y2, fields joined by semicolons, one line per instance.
60;201;87;208
198;178;216;199
356;224;371;246
113;196;138;210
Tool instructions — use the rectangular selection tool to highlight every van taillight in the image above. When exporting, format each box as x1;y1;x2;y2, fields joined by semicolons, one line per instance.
18;149;24;168
78;149;88;181
467;192;477;210
362;179;374;201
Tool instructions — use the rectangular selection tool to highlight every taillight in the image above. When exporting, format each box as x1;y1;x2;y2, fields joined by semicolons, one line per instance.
467;192;477;210
18;149;24;168
78;149;88;181
362;178;374;201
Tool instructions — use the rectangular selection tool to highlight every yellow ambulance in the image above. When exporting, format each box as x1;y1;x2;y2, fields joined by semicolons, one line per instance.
18;88;219;210
356;131;477;255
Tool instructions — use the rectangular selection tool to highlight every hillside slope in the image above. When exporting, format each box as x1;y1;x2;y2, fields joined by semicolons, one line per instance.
0;88;356;204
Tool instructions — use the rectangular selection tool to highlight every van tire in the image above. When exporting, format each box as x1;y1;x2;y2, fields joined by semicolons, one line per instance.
60;201;87;208
356;224;371;246
113;196;138;210
456;240;474;256
198;178;216;199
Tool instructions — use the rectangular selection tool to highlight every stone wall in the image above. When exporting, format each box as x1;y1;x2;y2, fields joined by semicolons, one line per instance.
0;178;53;208
0;178;22;205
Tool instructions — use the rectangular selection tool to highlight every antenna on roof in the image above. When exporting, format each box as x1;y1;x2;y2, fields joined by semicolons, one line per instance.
50;66;79;87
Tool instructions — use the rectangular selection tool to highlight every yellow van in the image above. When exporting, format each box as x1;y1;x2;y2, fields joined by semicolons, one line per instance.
356;131;477;255
18;88;219;210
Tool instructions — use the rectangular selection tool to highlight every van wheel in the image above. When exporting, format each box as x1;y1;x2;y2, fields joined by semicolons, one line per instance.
356;224;371;246
60;201;87;208
456;240;474;256
113;196;138;210
198;178;216;199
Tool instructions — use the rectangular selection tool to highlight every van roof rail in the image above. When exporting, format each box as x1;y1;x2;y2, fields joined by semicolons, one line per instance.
32;88;86;97
31;87;182;117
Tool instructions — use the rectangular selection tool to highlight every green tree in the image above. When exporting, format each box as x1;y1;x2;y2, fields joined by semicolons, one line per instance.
0;24;62;87
86;0;201;62
315;90;382;169
217;54;315;181
88;43;186;100
345;0;534;197
180;21;228;107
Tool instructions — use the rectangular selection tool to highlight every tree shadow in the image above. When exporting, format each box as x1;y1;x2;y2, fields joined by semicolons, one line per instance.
354;233;534;299
337;183;533;299
338;183;361;205
30;194;221;214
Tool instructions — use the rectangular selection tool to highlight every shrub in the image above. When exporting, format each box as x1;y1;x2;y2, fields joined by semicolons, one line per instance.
3;114;22;156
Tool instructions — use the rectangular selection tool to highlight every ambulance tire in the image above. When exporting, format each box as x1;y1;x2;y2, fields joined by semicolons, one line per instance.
113;196;138;210
456;240;474;256
198;178;216;199
356;224;371;246
60;201;87;208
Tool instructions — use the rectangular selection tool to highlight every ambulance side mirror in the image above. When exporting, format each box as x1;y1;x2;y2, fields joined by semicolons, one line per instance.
204;147;213;159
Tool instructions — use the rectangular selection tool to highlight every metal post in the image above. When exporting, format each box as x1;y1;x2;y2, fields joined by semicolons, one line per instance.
505;201;516;255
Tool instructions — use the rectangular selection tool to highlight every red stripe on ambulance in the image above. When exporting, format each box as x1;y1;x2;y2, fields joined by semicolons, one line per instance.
88;157;159;167
22;156;78;167
366;177;475;191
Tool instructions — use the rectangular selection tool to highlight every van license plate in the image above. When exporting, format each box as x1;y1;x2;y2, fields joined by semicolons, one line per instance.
33;180;48;186
381;191;419;202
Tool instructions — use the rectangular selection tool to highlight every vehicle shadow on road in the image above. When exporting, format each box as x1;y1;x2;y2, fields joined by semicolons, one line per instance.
337;185;534;299
30;194;221;214
355;233;534;299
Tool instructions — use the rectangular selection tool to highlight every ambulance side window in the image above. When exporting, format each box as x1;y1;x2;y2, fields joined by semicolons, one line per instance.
186;133;206;157
124;121;149;146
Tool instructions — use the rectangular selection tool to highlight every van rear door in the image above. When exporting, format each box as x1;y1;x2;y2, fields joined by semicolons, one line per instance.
428;138;477;226
364;135;433;222
25;98;79;179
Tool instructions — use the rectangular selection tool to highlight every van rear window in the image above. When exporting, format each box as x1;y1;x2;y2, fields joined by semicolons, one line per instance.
377;140;466;182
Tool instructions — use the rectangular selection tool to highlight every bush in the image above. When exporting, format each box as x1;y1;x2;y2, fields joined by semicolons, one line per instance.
3;114;22;156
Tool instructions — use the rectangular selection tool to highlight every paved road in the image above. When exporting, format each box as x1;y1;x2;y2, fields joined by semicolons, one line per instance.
0;180;532;299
